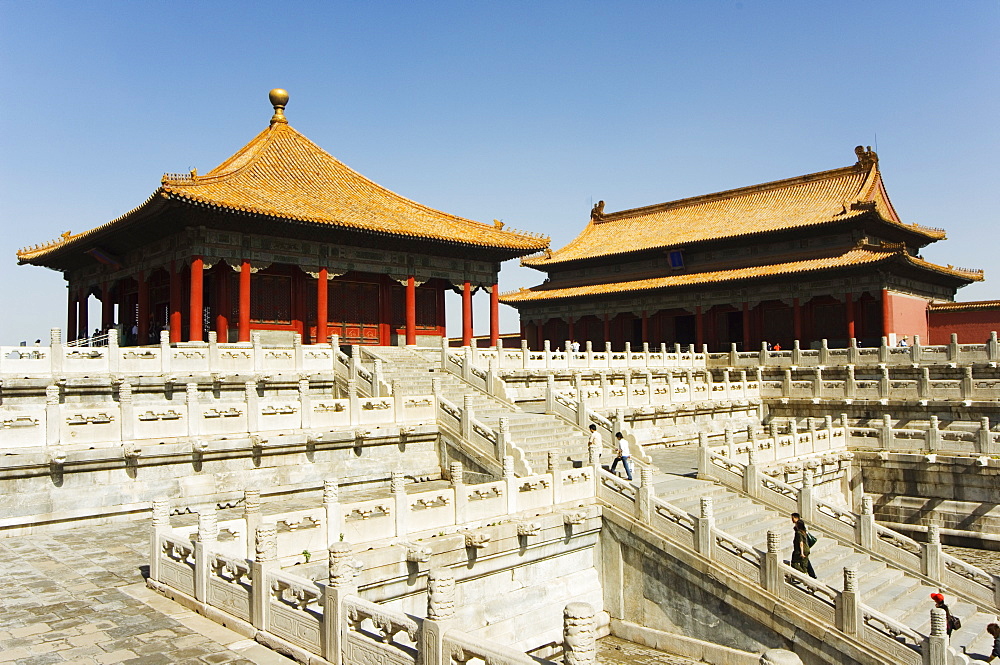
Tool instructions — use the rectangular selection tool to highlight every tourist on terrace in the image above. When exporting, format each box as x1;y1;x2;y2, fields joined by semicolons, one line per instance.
931;593;957;636
985;622;999;662
610;432;633;481
790;513;816;578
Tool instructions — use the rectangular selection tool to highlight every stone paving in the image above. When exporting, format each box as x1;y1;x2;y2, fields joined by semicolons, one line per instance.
0;487;707;665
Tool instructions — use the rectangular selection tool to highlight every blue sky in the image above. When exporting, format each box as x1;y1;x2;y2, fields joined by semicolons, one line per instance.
1;1;997;343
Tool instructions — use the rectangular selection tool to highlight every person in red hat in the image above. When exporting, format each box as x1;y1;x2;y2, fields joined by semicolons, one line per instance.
931;592;958;636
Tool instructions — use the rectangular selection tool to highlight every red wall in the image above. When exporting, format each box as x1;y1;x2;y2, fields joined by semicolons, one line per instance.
884;291;928;343
928;308;1000;344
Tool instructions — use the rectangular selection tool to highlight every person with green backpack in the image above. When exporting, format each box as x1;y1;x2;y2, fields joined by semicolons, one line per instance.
790;512;817;579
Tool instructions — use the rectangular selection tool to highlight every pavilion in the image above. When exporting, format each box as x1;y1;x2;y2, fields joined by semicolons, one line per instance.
17;90;549;347
502;147;983;350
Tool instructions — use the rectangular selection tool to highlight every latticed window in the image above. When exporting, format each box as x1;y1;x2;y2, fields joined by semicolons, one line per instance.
251;274;292;324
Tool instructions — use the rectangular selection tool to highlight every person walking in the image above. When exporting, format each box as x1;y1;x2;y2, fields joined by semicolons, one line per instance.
986;622;1000;662
790;513;816;578
587;424;601;460
930;593;958;636
609;432;633;481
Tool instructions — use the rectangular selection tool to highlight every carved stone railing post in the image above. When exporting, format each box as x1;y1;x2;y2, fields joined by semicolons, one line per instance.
762;530;781;593
545;375;556;414
543;339;552;369
696;432;712;480
798;469;814;524
252;524;279;631
588;436;601;470
845;364;857;399
392;471;408;539
245;379;259;433
927;416;940;452
922;523;942;582
462;394;474;439
298;378;312;430
919;366;931;400
342;376;359;425
979;417;997;455
877;366;889;401
44;384;60;447
504;455;517;514
563;602;597;665
520;339;529;369
49;327;63;375
879;414;893;449
911;335;923;364
585;340;594;365
185;382;201;438
879;336;890;364
497;416;510;464
695;496;714;555
636;466;653;522
323;541;357;664
926;607;948;665
729;342;738;367
781;368;792;397
848;337;859;365
836;567;861;635
791;339;801;365
988;331;1000;362
149;498;171;583
451;462;467;524
244;488;262;559
421;568;456;665
819;338;829;365
744;445;760;498
159;329;172;374
119;382;134;442
961;365;974;401
323;481;341;547
856;495;875;550
548;452;560;503
813;367;823;399
949;333;960;363
194;507;218;602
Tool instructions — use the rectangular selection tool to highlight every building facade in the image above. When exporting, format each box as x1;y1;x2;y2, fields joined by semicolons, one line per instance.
502;147;982;350
17;90;549;347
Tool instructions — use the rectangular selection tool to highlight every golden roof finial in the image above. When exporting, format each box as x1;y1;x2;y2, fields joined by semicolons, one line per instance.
269;89;289;126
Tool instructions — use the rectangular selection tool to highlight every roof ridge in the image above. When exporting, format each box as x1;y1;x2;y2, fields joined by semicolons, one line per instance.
596;164;864;222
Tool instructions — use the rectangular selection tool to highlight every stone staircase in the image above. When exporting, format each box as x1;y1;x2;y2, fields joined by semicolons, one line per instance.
645;444;999;658
366;347;591;471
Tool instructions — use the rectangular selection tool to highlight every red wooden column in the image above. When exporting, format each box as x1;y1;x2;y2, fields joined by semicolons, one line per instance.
189;256;204;342
641;310;649;343
169;262;182;343
317;268;329;344
78;291;89;340
603;314;611;345
215;267;230;342
489;283;500;347
742;302;751;350
137;271;149;345
567;316;575;345
101;282;113;331
792;298;802;343
405;275;416;346
67;288;78;342
238;261;251;342
845;292;855;340
881;288;891;338
695;306;704;348
461;280;473;347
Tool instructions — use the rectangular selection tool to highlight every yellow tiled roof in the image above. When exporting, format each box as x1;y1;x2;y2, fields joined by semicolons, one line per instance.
17;121;549;263
523;153;945;267
501;244;982;304
928;300;1000;311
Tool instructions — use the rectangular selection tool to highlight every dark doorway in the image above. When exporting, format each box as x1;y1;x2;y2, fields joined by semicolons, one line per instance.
675;315;695;346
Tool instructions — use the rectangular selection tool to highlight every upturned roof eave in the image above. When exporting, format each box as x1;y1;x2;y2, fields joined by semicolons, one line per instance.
504;248;982;306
